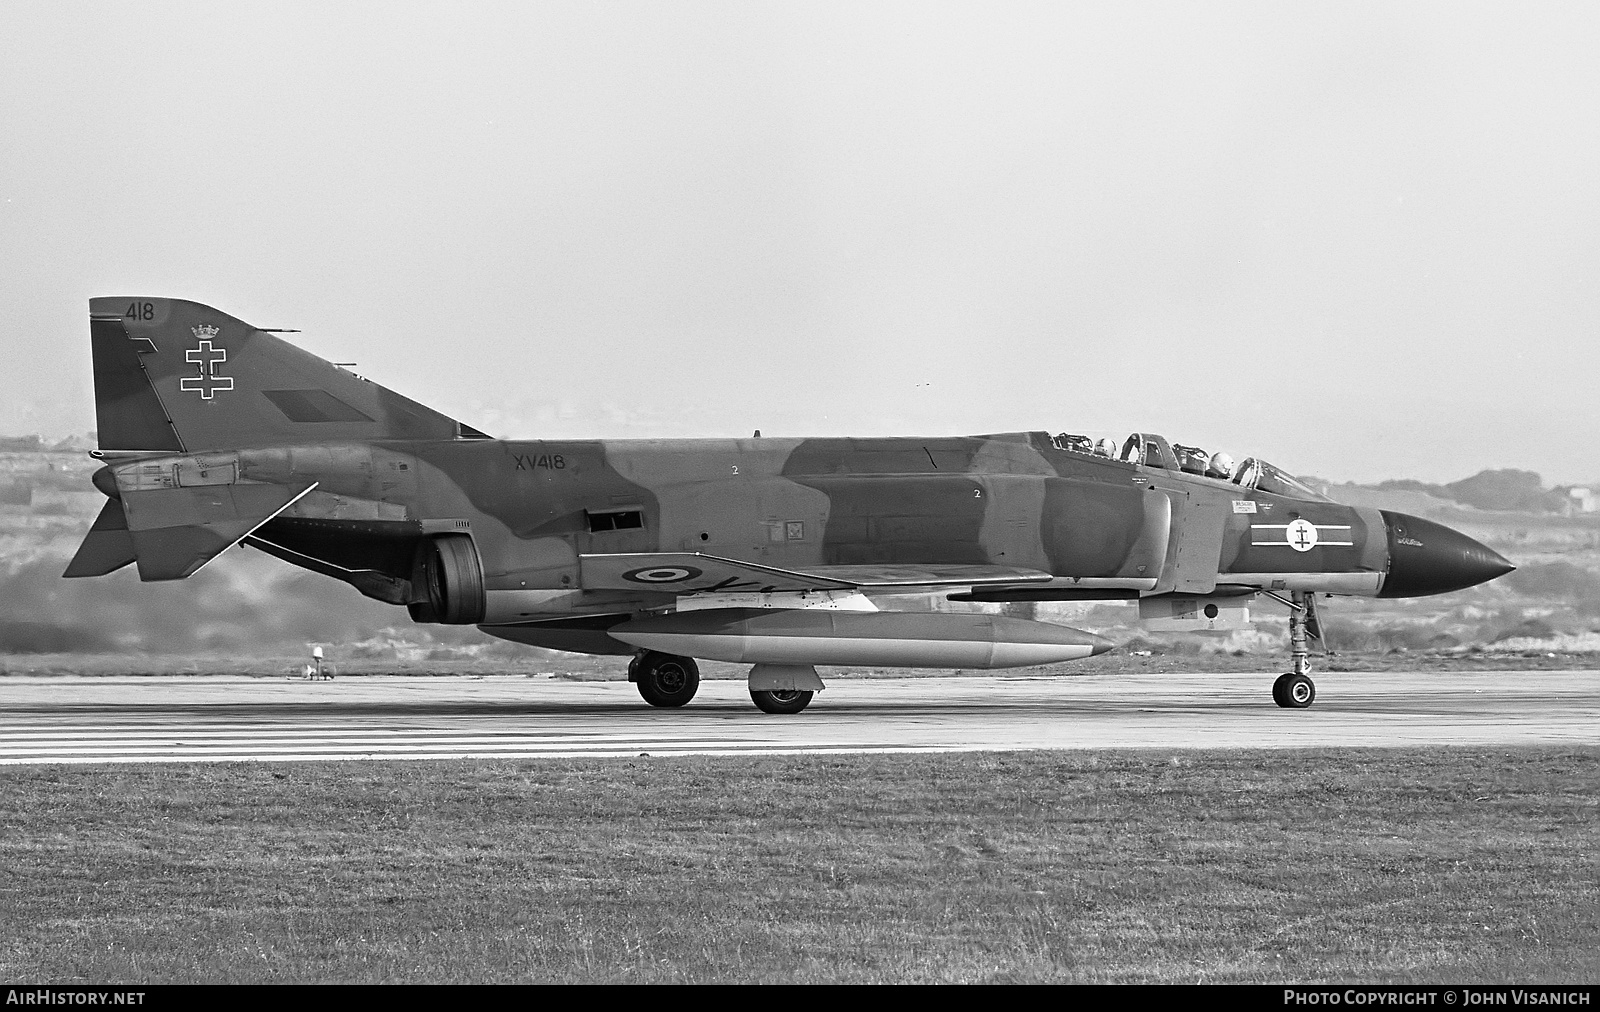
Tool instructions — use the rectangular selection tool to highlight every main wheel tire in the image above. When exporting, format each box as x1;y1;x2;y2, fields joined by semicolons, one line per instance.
1272;672;1315;709
635;652;700;708
750;688;813;714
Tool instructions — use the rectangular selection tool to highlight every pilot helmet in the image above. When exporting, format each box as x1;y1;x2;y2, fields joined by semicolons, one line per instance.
1208;451;1235;479
1095;437;1117;458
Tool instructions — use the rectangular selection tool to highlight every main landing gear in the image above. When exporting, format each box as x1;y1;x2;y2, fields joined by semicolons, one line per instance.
748;663;824;714
1268;590;1318;709
627;654;825;713
751;688;813;714
629;651;700;708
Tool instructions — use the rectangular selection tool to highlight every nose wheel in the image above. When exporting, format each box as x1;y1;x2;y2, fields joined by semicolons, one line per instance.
1272;672;1316;708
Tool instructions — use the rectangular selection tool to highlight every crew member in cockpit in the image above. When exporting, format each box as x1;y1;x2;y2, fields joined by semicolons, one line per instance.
1207;452;1235;480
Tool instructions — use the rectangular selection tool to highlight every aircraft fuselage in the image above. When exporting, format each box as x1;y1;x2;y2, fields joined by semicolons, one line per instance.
70;297;1516;710
97;430;1507;627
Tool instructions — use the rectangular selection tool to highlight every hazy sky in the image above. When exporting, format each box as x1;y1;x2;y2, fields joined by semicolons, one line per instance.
3;2;1597;484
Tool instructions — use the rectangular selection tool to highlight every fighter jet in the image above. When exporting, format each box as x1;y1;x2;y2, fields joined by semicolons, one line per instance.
66;298;1515;713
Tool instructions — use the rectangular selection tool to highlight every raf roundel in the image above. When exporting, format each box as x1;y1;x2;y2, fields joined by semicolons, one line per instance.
622;566;703;584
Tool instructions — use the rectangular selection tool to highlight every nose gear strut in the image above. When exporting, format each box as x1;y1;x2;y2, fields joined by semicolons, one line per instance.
1263;590;1321;709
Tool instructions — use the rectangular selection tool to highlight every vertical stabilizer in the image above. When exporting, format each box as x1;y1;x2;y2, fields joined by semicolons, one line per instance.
88;298;488;451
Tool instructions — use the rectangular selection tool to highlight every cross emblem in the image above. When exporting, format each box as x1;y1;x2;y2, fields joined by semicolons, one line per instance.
180;338;234;400
1285;518;1319;553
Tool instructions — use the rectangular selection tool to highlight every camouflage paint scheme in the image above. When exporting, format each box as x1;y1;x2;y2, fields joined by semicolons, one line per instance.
68;298;1514;676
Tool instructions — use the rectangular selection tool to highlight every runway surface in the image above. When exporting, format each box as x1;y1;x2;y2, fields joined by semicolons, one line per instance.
0;670;1595;765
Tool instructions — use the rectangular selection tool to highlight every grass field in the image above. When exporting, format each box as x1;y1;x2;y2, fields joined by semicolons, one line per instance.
1;748;1595;983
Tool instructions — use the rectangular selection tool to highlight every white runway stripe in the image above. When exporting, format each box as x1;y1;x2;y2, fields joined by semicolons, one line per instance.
0;746;971;765
0;729;697;743
0;738;814;756
0;723;943;764
0;726;661;739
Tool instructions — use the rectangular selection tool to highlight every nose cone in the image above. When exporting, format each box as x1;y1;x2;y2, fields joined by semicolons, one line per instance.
1377;511;1515;598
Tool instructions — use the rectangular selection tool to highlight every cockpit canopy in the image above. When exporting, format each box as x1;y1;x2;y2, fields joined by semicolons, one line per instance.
1232;457;1329;501
1049;430;1331;502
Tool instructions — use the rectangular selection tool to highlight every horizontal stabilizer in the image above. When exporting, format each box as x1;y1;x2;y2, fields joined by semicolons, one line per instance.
62;499;138;578
579;553;1053;594
120;481;316;581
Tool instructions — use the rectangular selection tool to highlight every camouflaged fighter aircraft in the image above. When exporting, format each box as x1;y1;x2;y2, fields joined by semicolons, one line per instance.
66;298;1515;713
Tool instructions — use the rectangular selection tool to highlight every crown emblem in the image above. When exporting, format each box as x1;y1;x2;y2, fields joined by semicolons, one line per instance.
191;324;220;340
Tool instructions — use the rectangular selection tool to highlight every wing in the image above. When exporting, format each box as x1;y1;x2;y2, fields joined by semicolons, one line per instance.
803;563;1054;587
578;552;1053;594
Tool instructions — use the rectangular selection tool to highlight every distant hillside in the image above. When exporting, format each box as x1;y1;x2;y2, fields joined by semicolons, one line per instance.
1309;469;1593;517
1309;482;1463;518
1381;470;1572;513
0;433;93;453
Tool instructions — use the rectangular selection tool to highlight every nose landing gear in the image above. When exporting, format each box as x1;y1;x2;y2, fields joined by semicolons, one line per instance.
1266;590;1319;709
1272;671;1316;708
